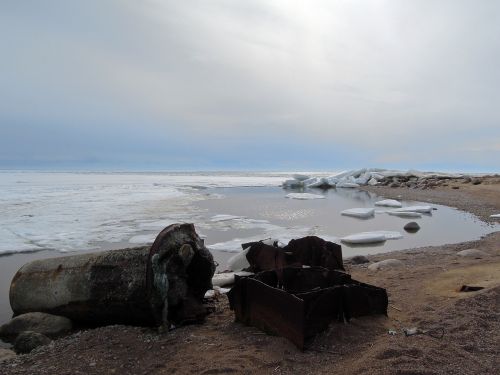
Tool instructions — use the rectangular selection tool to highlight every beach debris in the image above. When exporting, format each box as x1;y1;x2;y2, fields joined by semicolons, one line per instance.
204;286;231;299
375;199;402;208
244;236;344;273
341;208;375;219
404;222;421;232
13;331;51;354
341;231;402;245
368;259;404;271
388;329;397;335
456;249;489;258
228;266;388;349
403;327;445;339
458;285;485;292
9;224;216;329
0;312;72;343
285;193;325;200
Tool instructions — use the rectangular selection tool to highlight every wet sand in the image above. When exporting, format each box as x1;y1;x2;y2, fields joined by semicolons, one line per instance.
1;180;500;374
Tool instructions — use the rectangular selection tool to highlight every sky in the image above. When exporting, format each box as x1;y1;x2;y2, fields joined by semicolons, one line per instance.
1;0;499;172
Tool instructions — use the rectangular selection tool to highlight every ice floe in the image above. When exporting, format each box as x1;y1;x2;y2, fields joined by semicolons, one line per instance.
387;211;422;218
341;208;375;219
393;206;433;213
285;193;325;200
375;199;402;208
341;231;403;244
490;214;500;218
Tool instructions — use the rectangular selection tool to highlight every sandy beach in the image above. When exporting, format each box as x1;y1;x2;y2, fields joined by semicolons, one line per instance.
1;179;499;375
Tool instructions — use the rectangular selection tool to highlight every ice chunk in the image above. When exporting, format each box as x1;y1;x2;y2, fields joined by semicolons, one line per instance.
490;214;500;218
375;199;403;208
341;208;375;218
367;178;378;186
128;234;156;244
341;233;386;244
341;231;402;244
227;248;250;271
393;206;433;213
212;271;253;287
209;214;244;222
336;182;360;188
282;179;304;188
292;174;311;181
387;211;422;218
303;177;329;188
285;193;325;200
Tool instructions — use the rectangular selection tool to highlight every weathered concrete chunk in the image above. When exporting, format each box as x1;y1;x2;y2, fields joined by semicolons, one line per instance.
9;224;216;329
13;331;51;354
0;312;72;343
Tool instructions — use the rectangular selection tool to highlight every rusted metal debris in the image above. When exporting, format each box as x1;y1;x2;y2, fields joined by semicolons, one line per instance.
228;237;387;349
243;236;344;273
228;266;388;349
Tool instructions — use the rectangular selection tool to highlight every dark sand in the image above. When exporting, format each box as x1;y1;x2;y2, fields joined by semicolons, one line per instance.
1;179;500;374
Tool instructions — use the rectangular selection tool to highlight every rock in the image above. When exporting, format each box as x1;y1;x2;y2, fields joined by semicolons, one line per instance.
457;249;489;258
348;255;370;265
404;222;420;232
13;331;51;354
0;312;72;343
368;259;404;271
10;224;216;328
471;178;482;185
0;348;16;362
389;182;400;188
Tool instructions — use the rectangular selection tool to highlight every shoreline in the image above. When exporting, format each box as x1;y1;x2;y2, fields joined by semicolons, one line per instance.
1;182;500;374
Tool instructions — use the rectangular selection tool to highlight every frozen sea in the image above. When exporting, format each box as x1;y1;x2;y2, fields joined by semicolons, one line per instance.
0;170;499;333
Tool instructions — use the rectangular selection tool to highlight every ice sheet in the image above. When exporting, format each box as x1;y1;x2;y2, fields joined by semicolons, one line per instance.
375;199;403;208
285;193;325;200
341;208;375;218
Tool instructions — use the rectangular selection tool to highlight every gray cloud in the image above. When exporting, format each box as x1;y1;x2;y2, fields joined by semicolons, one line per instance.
1;0;499;171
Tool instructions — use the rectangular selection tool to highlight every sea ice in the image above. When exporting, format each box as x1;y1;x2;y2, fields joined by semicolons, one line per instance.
341;208;375;219
292;174;311;181
210;215;244;222
285;193;325;200
227;248;250;271
341;231;402;244
335;182;360;188
490;214;500;218
393;205;433;213
375;199;403;208
387;211;422;218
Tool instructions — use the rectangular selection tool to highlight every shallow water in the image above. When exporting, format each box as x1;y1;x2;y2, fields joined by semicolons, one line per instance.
0;172;498;336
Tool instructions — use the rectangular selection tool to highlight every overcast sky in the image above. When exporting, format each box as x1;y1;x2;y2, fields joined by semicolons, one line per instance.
1;0;499;171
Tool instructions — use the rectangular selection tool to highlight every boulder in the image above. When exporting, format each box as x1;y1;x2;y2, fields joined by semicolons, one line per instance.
368;259;404;271
404;222;421;232
0;312;72;343
13;331;51;354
